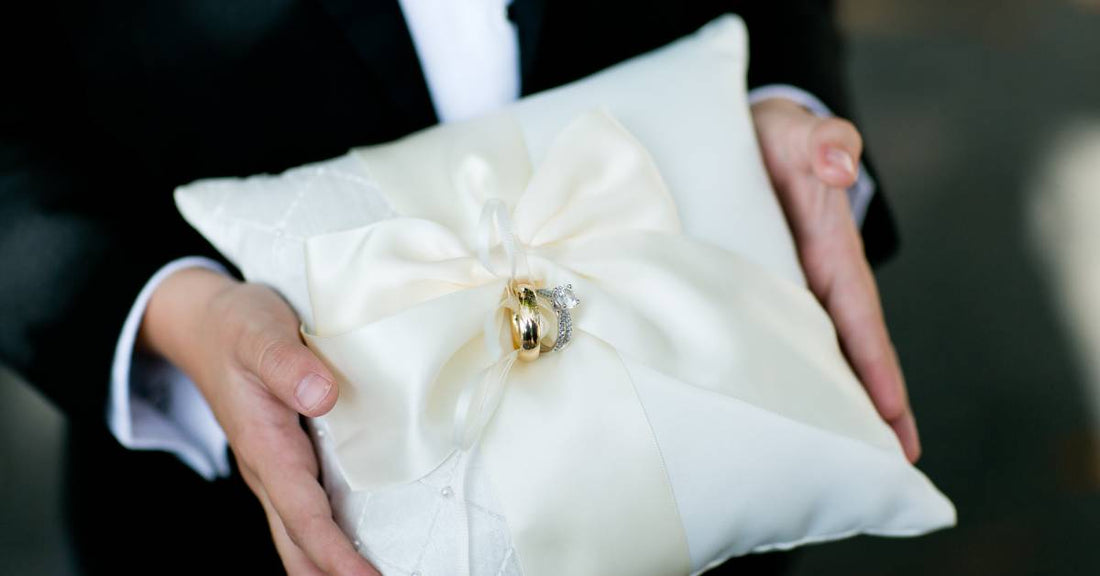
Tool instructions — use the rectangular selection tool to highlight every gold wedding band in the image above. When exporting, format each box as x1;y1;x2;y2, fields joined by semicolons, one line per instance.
510;284;542;362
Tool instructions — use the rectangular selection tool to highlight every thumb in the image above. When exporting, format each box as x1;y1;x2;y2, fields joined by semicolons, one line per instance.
809;117;864;189
245;327;339;417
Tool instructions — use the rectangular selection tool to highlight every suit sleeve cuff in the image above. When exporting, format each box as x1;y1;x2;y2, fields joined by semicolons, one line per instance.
107;256;232;480
748;84;876;226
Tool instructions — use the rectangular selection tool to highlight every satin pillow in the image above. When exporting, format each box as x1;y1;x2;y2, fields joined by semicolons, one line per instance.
176;15;954;576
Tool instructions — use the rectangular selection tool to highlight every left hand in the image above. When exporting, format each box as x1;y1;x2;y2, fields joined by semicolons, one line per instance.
139;269;381;576
751;98;921;463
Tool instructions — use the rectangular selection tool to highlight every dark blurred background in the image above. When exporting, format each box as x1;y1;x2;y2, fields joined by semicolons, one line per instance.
3;1;1100;574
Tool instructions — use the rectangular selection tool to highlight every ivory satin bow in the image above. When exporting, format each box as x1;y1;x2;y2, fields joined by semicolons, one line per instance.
301;110;892;576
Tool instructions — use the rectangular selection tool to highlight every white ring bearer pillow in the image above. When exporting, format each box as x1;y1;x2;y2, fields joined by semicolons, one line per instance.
175;14;954;576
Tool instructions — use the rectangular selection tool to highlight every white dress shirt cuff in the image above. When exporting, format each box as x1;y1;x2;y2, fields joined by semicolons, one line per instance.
107;256;232;480
748;84;876;226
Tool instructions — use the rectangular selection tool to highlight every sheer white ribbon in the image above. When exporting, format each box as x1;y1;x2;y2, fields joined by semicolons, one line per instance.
457;198;524;449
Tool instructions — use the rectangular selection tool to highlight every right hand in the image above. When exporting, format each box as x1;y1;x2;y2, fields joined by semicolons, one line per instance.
751;98;920;463
139;267;380;576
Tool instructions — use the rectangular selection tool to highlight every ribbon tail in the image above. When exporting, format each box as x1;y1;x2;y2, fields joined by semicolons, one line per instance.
454;348;521;451
455;447;475;576
451;346;521;576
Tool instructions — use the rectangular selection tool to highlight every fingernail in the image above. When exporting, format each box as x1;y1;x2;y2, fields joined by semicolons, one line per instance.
295;373;332;411
826;147;856;177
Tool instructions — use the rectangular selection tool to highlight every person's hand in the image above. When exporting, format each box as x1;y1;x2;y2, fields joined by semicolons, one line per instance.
751;97;921;463
139;268;381;576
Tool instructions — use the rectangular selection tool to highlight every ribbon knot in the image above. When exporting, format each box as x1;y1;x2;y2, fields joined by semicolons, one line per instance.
476;197;527;282
460;197;551;455
474;196;531;361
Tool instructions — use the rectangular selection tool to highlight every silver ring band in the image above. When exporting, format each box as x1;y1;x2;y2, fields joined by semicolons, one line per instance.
536;283;579;352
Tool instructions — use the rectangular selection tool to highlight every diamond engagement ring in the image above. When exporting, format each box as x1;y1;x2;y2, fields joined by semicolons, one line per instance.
536;283;580;352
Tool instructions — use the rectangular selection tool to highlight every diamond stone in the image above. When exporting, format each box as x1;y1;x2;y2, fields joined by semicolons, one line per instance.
554;284;580;310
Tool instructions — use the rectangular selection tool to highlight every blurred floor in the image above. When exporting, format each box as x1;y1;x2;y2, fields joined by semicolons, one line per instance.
3;1;1100;575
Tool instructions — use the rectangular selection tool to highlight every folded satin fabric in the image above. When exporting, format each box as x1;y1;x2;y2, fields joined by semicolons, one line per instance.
298;110;934;576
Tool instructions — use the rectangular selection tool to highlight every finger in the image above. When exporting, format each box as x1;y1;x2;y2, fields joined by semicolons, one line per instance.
257;423;380;576
243;324;339;417
255;478;328;576
831;260;922;463
810;192;921;463
891;411;922;464
809;117;863;189
237;458;326;575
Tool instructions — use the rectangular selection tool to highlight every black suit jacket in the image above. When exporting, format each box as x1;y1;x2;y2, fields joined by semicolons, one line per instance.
0;1;895;574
